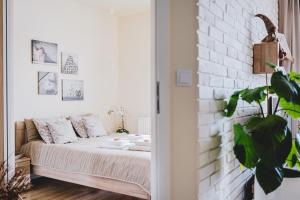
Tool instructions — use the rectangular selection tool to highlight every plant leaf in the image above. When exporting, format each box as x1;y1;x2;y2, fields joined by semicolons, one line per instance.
245;116;263;131
250;115;292;166
256;161;284;194
240;87;267;104
267;86;275;94
283;168;300;178
266;62;277;71
289;71;300;83
286;141;299;168
224;91;241;117
233;123;258;168
279;98;300;119
296;133;300;153
271;71;300;104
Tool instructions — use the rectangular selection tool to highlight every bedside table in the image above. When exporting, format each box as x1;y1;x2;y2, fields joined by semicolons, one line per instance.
15;156;31;183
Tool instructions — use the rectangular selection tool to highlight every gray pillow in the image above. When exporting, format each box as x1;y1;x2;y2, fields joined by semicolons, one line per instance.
69;115;88;138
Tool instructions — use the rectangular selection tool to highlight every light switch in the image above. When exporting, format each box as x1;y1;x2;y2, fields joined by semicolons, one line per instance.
176;69;193;87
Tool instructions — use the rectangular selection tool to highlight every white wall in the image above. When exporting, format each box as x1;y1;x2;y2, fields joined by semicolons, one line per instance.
198;0;278;199
118;12;151;133
12;0;151;134
12;0;120;131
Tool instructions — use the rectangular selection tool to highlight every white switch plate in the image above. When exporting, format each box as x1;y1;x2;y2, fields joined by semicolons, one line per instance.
176;69;193;87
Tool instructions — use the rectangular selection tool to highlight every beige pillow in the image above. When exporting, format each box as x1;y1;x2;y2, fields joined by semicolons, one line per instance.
82;115;107;137
24;119;41;142
47;119;78;144
69;115;88;138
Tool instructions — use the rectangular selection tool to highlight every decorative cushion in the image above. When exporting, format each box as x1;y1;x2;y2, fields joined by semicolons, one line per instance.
69;115;88;138
82;115;107;137
24;119;41;142
47;119;78;144
33;118;54;144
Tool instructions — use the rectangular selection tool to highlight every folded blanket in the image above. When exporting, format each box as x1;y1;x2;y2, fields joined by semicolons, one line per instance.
129;145;151;152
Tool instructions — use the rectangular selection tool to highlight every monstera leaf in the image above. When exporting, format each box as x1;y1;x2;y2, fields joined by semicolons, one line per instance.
279;99;300;119
225;87;268;117
271;71;300;104
256;161;284;194
289;71;300;83
296;133;300;153
249;115;292;166
224;91;241;117
283;168;300;178
286;141;300;169
240;87;267;104
266;62;278;71
245;117;263;131
233;124;258;168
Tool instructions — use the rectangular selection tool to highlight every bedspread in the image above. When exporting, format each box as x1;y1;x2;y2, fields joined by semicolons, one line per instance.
20;137;151;194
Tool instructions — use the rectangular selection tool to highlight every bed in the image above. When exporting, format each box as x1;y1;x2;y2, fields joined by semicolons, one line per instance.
15;121;151;200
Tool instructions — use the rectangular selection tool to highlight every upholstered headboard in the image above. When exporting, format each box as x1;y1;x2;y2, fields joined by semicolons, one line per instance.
15;121;26;155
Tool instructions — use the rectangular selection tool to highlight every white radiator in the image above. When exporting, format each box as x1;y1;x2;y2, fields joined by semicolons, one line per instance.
138;117;151;135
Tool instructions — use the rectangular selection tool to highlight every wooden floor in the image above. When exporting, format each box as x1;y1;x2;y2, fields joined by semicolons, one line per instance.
21;178;143;200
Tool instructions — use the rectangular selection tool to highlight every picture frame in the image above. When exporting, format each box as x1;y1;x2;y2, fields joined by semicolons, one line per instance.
61;52;79;74
38;72;58;95
32;40;58;65
62;80;84;101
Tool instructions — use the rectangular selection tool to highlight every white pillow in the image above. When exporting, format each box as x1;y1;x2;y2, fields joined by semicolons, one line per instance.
47;118;78;144
82;115;106;137
33;118;54;144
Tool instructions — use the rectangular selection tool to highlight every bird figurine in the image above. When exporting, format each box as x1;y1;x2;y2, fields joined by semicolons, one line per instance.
255;14;287;60
255;14;277;42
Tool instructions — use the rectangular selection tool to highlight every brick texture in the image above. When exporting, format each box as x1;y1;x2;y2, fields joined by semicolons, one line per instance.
197;0;278;199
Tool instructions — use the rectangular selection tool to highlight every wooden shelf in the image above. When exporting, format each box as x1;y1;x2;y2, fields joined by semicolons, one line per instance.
253;42;279;74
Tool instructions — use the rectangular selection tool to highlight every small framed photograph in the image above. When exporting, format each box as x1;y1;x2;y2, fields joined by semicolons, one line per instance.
61;52;79;74
32;40;58;65
62;80;84;101
38;72;58;95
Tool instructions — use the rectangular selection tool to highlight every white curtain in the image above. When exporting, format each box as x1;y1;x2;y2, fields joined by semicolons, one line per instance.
279;0;300;72
279;0;300;136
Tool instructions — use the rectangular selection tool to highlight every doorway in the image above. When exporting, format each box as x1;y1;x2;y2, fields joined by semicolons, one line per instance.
2;0;172;200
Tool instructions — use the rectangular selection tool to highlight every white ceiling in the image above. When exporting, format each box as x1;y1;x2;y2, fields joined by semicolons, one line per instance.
77;0;150;16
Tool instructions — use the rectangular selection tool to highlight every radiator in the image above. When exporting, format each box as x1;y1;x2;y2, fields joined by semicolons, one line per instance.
138;117;151;135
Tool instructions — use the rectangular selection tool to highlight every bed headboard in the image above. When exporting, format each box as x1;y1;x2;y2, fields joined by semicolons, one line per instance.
15;121;26;155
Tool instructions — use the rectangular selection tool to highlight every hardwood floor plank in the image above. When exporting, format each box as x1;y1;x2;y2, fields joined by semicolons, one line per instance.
21;177;142;200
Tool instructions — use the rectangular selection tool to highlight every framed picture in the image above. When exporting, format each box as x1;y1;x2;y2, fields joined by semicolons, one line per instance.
38;72;58;95
32;40;58;64
62;80;84;101
61;52;78;74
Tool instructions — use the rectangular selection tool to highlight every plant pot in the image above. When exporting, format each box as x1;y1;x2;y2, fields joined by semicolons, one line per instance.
255;177;300;200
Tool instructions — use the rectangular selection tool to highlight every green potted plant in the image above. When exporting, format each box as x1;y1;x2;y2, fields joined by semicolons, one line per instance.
224;63;300;196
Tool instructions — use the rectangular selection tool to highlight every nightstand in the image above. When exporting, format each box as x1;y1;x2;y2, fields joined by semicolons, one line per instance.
15;155;31;183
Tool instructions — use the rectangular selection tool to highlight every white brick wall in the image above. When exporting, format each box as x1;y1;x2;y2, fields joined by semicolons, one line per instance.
197;0;278;199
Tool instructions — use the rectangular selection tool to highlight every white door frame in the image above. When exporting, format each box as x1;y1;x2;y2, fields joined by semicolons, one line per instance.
5;0;172;199
4;0;14;168
151;0;171;200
